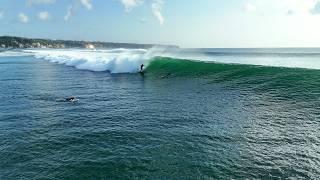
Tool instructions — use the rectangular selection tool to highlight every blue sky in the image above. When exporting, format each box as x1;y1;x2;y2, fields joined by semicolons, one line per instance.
1;0;320;48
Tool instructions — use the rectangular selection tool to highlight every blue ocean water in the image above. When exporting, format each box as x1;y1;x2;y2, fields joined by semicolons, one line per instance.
0;48;320;179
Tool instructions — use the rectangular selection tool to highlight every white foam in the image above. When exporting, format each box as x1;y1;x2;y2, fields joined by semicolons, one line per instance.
24;48;150;73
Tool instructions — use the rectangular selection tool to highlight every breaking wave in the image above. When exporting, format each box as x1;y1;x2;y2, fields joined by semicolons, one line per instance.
24;48;151;73
1;48;320;73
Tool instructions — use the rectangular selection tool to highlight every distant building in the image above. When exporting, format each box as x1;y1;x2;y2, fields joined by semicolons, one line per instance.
86;44;95;49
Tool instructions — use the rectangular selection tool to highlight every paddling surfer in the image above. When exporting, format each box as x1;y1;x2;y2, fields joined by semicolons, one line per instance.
66;96;77;102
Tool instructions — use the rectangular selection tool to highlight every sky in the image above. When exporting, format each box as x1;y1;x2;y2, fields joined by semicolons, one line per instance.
1;0;320;48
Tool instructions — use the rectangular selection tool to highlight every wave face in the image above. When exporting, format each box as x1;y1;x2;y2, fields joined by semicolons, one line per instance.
146;57;320;113
146;57;320;80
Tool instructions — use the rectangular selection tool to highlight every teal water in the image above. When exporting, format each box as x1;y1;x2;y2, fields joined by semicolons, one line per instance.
0;49;320;179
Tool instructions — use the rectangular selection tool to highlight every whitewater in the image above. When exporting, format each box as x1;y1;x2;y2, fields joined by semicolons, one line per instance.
1;47;320;73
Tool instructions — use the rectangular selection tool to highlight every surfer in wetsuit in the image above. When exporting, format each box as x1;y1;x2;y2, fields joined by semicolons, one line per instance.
140;64;144;72
66;97;76;102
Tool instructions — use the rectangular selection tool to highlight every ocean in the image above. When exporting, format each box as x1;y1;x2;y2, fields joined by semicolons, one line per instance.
0;48;320;179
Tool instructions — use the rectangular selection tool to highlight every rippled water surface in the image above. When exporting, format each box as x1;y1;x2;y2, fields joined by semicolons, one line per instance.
1;51;320;179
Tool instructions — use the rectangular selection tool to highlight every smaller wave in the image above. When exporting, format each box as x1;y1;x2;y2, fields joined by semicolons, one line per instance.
0;50;32;57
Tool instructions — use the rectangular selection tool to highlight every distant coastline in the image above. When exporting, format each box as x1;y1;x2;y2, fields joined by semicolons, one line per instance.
0;36;179;49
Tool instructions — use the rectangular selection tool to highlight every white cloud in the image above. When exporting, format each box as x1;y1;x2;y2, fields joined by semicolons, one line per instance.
18;13;29;23
38;11;50;21
243;2;256;12
64;0;93;21
80;0;93;10
152;0;164;25
120;0;142;12
118;0;165;24
27;0;55;6
64;6;73;21
311;1;320;14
